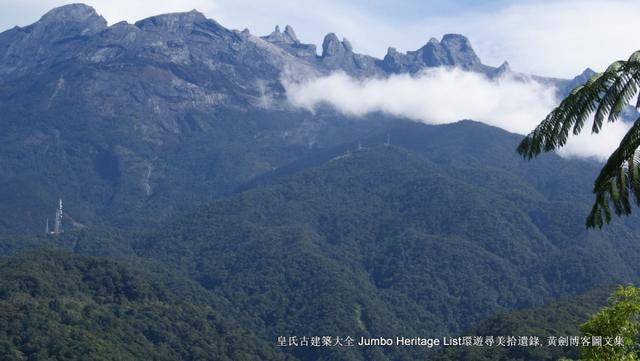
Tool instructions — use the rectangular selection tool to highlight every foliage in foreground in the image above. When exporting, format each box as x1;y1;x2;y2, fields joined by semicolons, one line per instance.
571;286;640;361
518;50;640;228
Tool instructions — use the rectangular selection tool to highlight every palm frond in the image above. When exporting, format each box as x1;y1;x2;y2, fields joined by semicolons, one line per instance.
587;117;640;227
517;51;640;228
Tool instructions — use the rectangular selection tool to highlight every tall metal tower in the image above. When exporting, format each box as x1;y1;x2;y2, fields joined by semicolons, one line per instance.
53;199;63;234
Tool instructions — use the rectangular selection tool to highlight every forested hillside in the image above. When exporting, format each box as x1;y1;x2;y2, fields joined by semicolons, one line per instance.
2;123;637;360
0;251;292;361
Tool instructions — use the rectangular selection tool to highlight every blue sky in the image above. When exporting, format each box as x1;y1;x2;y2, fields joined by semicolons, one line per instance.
0;0;639;78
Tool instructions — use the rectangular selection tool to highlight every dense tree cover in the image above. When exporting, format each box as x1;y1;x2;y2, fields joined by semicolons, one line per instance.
431;286;612;361
0;250;292;361
570;286;640;361
2;122;640;360
133;140;640;360
0;247;623;361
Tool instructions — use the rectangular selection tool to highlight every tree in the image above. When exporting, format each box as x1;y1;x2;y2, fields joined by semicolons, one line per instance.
517;50;640;228
562;286;640;361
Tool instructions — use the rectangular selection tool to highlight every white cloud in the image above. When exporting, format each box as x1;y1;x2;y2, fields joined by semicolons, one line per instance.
284;68;629;160
285;69;556;134
558;119;631;160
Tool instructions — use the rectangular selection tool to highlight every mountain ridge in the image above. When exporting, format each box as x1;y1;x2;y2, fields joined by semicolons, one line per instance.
0;3;586;83
0;3;598;234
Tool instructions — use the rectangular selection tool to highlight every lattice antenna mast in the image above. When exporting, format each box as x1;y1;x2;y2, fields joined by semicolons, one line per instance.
53;199;63;234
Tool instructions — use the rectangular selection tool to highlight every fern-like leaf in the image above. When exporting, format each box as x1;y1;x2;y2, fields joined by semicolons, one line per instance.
518;52;640;228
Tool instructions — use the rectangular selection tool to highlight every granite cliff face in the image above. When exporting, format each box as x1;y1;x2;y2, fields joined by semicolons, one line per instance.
0;4;497;85
0;4;106;76
0;4;584;232
382;34;486;73
0;3;571;120
259;26;500;77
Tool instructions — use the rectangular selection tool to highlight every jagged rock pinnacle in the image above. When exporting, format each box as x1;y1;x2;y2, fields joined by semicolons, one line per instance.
416;38;448;67
263;25;298;44
342;38;353;52
321;33;353;57
284;25;299;43
496;61;511;73
322;33;341;57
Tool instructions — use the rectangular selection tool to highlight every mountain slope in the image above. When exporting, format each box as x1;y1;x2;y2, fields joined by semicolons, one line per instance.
128;123;640;360
0;250;292;361
431;286;613;361
1;119;639;360
0;4;582;234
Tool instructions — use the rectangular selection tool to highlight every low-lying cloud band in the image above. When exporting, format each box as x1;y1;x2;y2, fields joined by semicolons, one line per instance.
283;68;630;160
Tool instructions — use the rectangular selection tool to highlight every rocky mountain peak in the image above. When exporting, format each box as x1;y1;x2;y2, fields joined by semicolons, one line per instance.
134;9;208;32
35;3;107;36
496;61;511;75
440;33;480;68
0;4;531;85
321;33;352;57
561;67;598;95
40;3;105;24
263;24;299;44
342;37;353;52
415;37;448;67
409;34;481;69
283;25;299;43
383;34;484;73
580;67;597;78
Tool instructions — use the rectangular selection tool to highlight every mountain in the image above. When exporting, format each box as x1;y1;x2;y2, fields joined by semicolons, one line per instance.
3;119;640;360
132;122;640;340
382;34;485;73
0;4;585;234
1;4;637;361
